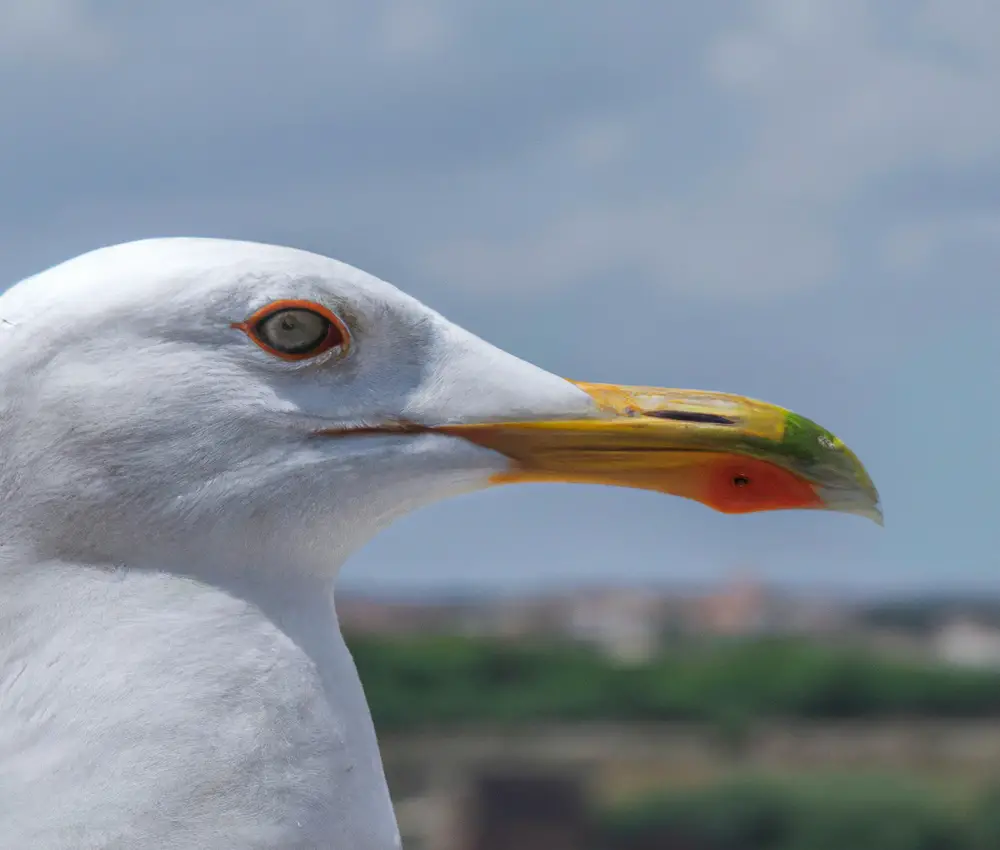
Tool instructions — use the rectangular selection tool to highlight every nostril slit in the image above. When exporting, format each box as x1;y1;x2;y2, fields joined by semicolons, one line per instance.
732;475;750;487
644;410;736;425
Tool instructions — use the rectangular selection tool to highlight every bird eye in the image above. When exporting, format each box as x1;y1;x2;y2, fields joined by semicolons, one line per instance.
258;309;330;354
234;300;349;360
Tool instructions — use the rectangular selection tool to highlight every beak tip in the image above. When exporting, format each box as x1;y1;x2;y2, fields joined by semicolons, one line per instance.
814;481;883;527
847;500;884;527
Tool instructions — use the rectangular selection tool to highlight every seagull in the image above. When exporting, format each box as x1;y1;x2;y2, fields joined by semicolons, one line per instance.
0;238;880;849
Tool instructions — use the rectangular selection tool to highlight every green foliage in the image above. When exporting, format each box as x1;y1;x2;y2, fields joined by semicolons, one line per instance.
968;782;1000;850
350;634;620;730
599;775;978;850
347;634;1000;731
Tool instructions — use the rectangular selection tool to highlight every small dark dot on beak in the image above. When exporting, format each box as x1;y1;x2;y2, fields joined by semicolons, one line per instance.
732;475;750;488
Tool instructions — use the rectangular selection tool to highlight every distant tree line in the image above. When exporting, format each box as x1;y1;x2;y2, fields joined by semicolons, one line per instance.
347;634;1000;731
859;597;1000;634
598;774;1000;850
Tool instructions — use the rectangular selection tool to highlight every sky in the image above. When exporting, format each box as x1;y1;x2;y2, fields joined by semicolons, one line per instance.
1;0;998;595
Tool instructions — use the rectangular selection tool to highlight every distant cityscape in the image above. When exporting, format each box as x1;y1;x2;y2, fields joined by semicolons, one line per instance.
339;573;1000;668
341;574;1000;848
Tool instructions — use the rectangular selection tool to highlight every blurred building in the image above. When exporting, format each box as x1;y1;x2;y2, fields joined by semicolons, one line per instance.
339;573;858;656
695;572;768;636
933;617;1000;668
339;577;1000;667
337;596;470;636
558;587;669;662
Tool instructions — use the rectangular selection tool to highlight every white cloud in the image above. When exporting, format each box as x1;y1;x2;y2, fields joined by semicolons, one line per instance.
702;0;1000;278
708;0;1000;196
882;213;1000;275
423;198;836;299
376;0;454;59
2;1;998;307
426;0;1000;300
0;0;112;65
564;118;635;168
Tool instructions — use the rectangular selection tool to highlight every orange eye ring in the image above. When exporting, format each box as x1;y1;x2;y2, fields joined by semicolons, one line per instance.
231;299;350;361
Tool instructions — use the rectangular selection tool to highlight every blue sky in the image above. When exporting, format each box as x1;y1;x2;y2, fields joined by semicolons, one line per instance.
1;0;997;594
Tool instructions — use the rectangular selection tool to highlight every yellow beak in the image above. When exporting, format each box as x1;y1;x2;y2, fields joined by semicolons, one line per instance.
435;381;882;524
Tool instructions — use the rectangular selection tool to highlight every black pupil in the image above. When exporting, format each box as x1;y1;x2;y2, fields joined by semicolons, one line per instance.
259;309;332;354
733;475;750;487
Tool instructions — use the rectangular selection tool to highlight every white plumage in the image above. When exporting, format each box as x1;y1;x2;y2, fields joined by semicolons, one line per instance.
0;239;603;849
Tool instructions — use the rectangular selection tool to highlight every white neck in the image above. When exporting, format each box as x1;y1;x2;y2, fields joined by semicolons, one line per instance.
0;554;402;850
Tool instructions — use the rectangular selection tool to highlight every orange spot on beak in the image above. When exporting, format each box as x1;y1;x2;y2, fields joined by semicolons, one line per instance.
698;455;823;514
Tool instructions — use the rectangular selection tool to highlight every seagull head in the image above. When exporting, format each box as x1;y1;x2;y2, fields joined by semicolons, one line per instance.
0;238;880;578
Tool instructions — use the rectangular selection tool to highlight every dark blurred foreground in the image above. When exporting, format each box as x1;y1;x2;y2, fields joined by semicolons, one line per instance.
343;582;1000;850
410;771;1000;850
381;725;1000;850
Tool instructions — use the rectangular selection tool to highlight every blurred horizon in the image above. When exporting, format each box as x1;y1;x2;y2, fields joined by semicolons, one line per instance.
338;572;1000;603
